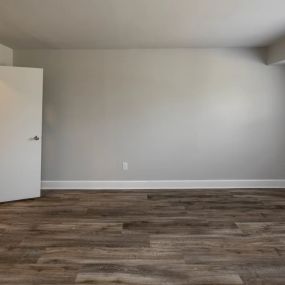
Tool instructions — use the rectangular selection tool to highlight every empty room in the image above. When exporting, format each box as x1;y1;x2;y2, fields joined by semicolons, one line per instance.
1;0;285;284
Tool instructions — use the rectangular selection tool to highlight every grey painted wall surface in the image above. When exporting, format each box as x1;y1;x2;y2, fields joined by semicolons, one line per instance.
268;37;285;64
0;43;13;65
14;48;285;181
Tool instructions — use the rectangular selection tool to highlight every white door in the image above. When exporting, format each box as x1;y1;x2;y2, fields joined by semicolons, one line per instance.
0;66;43;203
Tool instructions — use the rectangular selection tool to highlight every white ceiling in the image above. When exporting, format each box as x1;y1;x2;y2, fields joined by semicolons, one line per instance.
0;0;285;49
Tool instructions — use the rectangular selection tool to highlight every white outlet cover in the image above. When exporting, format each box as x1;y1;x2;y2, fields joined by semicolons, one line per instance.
122;162;128;171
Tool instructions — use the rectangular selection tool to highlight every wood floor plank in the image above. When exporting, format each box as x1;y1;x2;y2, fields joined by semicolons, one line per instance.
1;189;285;284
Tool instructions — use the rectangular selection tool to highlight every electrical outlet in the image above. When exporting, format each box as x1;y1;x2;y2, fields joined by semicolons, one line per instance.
122;161;128;171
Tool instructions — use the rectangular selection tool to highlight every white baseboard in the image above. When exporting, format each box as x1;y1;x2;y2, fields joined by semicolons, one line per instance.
41;180;285;190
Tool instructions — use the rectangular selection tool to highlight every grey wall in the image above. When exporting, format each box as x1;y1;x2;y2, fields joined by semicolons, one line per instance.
268;37;285;65
14;48;285;181
0;43;13;65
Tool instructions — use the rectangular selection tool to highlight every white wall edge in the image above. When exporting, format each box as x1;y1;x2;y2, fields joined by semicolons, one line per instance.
41;180;285;190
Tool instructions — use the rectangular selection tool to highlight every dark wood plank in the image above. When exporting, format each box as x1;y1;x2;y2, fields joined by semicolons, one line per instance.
0;189;285;284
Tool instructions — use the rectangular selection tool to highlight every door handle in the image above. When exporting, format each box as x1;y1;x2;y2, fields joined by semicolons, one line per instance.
32;136;40;141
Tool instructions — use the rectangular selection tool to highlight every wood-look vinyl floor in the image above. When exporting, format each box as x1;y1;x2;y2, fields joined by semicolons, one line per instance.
0;189;285;284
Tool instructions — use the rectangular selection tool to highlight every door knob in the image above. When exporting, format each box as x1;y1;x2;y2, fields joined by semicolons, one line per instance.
33;136;40;141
